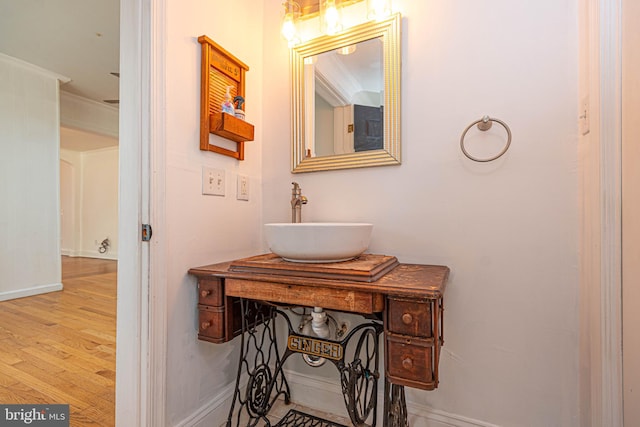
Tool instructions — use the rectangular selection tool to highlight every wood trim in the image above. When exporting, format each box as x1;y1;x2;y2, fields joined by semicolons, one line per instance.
229;253;399;283
116;0;143;424
60;91;119;138
0;52;71;83
598;0;624;425
0;282;63;302
582;1;601;425
148;0;168;424
224;278;385;314
621;0;640;424
190;262;448;300
116;0;161;425
584;0;624;425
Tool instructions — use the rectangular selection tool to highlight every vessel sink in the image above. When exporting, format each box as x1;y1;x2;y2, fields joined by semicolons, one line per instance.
264;222;373;263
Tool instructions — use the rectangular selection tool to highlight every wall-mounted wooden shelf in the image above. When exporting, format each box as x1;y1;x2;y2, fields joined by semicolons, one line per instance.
210;113;255;142
198;35;254;160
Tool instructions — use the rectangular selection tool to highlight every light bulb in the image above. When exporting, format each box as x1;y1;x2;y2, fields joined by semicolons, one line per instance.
367;0;391;21
281;14;297;41
281;1;300;47
322;0;342;35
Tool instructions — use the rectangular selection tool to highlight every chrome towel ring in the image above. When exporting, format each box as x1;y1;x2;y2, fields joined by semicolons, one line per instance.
460;115;512;162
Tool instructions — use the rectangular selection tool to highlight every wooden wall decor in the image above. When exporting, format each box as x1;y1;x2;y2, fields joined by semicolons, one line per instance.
198;35;255;160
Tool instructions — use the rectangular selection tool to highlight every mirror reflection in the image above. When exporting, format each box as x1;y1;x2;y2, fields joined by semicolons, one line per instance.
311;38;384;157
291;13;401;173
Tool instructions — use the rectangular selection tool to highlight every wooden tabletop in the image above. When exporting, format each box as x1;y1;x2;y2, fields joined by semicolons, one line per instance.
188;254;449;299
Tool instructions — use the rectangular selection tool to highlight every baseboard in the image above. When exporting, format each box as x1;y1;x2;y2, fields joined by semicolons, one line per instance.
173;380;235;427
172;369;497;427
405;400;500;427
284;370;497;427
61;250;118;260
77;250;118;260
0;282;63;302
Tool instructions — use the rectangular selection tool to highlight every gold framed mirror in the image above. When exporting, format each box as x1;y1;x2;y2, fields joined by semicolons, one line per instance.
291;13;401;173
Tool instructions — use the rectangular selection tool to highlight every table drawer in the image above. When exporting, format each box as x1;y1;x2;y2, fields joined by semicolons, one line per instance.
198;305;226;343
386;297;432;338
198;278;224;306
385;332;436;390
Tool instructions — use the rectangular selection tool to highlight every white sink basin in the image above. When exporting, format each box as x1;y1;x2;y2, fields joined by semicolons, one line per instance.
264;222;373;263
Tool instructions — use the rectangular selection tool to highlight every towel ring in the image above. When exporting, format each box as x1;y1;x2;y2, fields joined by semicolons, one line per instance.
460;115;512;162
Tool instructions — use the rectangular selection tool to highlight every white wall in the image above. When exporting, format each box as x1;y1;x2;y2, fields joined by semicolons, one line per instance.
160;1;580;425
0;54;65;301
315;94;335;156
60;149;82;256
81;147;119;258
164;0;264;424
60;146;119;259
260;1;580;426
60;158;76;254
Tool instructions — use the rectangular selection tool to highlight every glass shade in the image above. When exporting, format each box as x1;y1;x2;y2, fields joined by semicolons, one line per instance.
367;0;391;21
320;0;343;35
281;1;301;46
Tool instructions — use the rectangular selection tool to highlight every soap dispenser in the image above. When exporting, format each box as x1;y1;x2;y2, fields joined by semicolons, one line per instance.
221;85;235;115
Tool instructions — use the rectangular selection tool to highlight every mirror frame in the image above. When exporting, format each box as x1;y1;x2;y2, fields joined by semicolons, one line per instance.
291;13;401;173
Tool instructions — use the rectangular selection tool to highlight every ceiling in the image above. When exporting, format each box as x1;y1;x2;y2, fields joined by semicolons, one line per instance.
0;0;120;150
0;0;120;104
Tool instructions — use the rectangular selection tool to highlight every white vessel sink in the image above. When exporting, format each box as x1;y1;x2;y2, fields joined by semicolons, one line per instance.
264;222;373;263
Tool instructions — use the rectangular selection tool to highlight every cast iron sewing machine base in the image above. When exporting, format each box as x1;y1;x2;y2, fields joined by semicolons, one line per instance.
225;299;408;427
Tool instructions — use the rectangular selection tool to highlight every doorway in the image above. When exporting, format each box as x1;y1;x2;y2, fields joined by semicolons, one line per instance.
59;127;119;260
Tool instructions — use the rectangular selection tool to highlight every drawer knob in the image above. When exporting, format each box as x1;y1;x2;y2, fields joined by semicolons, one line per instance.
200;289;212;298
201;321;211;330
401;313;413;325
402;357;413;370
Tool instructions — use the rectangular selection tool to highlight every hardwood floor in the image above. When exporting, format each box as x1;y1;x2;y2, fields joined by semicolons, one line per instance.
0;256;117;426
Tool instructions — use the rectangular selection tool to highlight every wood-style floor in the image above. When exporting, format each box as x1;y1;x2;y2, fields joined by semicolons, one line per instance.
0;256;117;426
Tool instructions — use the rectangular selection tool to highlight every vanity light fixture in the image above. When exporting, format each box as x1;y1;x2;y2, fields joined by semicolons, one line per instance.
281;0;393;46
320;0;343;35
366;0;391;21
281;1;301;47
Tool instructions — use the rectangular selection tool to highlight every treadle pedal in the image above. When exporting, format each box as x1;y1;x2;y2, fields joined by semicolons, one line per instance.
275;409;348;427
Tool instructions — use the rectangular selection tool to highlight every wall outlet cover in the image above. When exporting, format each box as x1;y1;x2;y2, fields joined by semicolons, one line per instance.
237;175;249;201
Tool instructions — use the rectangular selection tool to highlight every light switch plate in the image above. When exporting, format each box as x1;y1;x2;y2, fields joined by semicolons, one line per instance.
237;175;249;201
202;167;225;196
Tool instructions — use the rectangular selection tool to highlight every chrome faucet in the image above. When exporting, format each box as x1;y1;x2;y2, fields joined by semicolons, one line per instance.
291;182;308;223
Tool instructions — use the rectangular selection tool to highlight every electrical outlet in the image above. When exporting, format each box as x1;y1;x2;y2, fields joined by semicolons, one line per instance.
202;167;225;196
237;175;249;201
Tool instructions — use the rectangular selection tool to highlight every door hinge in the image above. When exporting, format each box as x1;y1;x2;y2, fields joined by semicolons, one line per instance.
142;224;152;241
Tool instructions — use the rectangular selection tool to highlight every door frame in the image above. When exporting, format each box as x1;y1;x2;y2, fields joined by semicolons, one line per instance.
585;0;624;425
115;0;167;425
114;0;626;425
